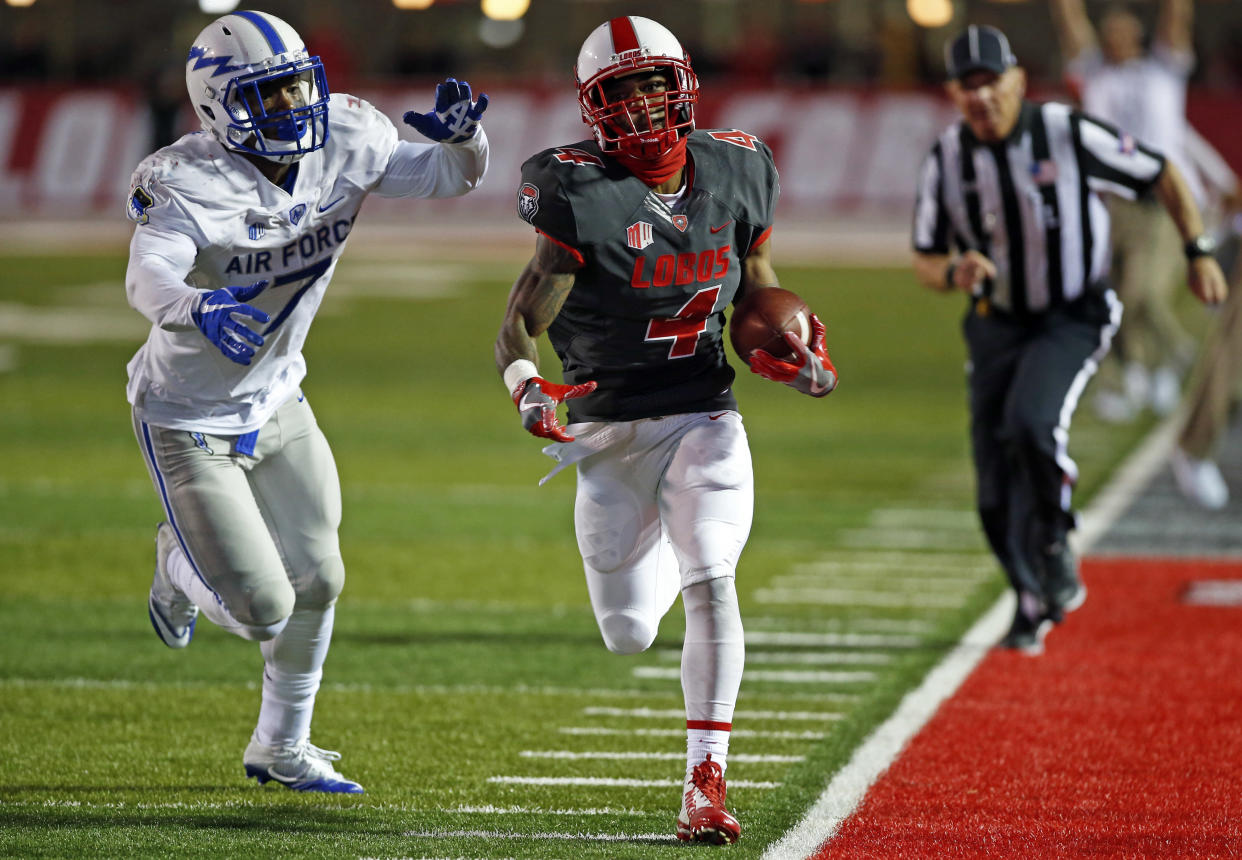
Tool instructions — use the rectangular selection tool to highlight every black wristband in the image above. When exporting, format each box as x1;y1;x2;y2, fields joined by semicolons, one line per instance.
944;261;958;291
1184;235;1216;259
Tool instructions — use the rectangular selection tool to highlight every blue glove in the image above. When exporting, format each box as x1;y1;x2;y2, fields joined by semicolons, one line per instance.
192;281;270;366
403;78;488;144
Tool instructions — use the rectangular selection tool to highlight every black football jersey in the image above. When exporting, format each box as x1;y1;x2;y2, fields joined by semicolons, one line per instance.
516;129;779;423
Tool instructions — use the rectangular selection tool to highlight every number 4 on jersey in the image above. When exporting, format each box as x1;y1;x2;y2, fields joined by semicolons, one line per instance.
645;286;721;359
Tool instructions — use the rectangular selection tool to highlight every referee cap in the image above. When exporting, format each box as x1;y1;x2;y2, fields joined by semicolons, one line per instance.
945;25;1017;79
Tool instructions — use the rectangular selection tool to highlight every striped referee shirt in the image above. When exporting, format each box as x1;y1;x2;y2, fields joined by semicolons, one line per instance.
913;100;1165;315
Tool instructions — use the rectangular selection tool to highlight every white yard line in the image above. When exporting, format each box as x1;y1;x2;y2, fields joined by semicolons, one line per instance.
558;727;828;740
520;750;804;763
657;649;893;666
746;631;923;648
487;776;781;789
401;828;678;843
762;414;1180;860
582;706;845;722
753;588;967;609
634;667;877;684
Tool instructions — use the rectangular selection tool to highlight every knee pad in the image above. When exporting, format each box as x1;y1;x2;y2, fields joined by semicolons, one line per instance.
294;554;345;610
597;609;658;655
238;579;295;628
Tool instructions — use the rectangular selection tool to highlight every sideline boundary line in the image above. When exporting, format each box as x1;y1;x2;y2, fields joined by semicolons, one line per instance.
761;413;1181;860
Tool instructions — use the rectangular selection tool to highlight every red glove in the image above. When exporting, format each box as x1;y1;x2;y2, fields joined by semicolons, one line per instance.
512;376;598;442
749;313;838;397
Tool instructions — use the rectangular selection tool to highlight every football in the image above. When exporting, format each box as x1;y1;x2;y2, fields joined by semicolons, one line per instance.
728;287;812;365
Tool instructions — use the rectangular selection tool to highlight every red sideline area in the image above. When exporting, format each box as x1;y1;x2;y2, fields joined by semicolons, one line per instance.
814;558;1242;859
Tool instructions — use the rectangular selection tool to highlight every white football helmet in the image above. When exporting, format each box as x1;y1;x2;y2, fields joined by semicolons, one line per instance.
185;11;329;164
575;16;698;160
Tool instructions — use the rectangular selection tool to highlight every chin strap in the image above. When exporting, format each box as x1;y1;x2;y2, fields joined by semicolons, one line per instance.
616;136;689;187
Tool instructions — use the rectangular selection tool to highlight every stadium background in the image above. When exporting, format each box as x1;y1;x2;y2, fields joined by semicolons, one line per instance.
2;1;1242;858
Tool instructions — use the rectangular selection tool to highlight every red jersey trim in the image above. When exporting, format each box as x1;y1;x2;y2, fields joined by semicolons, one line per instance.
536;229;586;267
686;719;733;732
749;226;773;254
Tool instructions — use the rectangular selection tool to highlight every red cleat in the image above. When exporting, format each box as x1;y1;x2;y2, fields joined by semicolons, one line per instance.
675;753;740;845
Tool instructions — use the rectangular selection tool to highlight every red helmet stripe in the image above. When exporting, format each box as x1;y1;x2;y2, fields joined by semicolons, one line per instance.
608;16;641;54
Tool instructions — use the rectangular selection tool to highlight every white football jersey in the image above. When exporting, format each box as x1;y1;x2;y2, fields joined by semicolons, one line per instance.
124;92;487;434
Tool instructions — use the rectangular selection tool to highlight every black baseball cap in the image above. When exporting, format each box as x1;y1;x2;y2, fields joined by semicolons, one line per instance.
945;25;1017;79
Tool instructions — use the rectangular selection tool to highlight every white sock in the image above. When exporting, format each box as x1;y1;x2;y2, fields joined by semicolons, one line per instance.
681;577;744;775
255;605;335;747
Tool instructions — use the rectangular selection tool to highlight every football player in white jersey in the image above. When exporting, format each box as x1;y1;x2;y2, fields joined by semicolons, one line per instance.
125;10;488;793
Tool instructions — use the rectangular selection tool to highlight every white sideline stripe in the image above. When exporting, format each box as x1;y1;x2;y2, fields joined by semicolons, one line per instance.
402;828;678;843
763;414;1179;860
559;727;828;740
746;631;922;648
791;551;991;566
488;776;781;789
658;648;893;666
754;588;966;609
635;666;876;683
583;706;844;721
520;750;804;763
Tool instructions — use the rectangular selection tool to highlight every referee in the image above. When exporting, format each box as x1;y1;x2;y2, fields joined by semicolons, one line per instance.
912;25;1228;653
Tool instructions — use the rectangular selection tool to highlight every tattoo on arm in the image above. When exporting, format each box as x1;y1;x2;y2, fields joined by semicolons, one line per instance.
494;236;581;374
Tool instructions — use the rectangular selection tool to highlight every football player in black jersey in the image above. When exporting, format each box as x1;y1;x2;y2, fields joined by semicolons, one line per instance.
493;16;836;845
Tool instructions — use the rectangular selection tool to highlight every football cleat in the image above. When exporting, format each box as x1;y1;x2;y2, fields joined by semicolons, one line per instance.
243;736;364;794
676;753;740;845
998;590;1054;656
1041;539;1085;620
148;522;198;649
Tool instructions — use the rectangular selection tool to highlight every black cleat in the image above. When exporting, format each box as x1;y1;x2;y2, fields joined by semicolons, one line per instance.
1041;539;1085;619
998;591;1054;656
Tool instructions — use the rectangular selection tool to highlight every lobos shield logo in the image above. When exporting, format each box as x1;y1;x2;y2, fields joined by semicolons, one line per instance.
627;221;654;251
672;214;688;232
517;183;540;222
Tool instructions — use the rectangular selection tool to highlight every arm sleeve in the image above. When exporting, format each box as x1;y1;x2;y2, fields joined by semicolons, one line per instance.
375;127;489;199
912;145;951;254
126;225;200;331
1075;112;1166;200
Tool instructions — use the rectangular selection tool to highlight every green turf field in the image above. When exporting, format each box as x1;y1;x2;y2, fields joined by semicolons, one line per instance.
0;249;1157;858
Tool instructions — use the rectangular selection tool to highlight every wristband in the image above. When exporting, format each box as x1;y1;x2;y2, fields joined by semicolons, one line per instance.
944;261;959;291
1184;235;1216;260
503;359;539;397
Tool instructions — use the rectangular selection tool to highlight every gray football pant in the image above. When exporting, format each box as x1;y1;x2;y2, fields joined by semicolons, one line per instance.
133;394;345;626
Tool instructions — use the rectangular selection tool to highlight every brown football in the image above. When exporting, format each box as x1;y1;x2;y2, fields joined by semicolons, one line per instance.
728;287;812;365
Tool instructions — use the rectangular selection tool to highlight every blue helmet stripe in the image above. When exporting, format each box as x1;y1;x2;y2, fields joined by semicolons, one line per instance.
232;10;287;54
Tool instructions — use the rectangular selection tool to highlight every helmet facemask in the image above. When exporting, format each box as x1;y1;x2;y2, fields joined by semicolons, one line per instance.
220;60;330;162
580;62;697;160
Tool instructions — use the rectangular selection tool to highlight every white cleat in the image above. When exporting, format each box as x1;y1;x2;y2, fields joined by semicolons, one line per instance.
243;736;365;794
148;522;198;649
1171;448;1229;510
1148;365;1181;417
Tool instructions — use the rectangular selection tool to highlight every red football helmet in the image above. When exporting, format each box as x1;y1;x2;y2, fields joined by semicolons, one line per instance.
575;16;698;160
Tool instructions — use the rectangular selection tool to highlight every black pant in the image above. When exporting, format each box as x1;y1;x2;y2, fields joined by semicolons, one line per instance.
963;293;1115;597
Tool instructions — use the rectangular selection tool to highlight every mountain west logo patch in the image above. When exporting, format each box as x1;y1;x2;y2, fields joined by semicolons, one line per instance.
517;183;540;222
288;203;307;226
626;221;654;251
672;214;688;232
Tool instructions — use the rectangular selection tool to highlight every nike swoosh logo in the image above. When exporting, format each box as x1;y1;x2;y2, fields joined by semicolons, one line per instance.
199;302;232;314
518;392;544;412
317;196;345;213
708;412;729;420
710;221;733;234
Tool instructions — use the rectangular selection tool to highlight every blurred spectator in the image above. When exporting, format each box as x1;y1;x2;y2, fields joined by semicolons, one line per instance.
1171;218;1242;509
1052;0;1203;422
0;16;51;81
